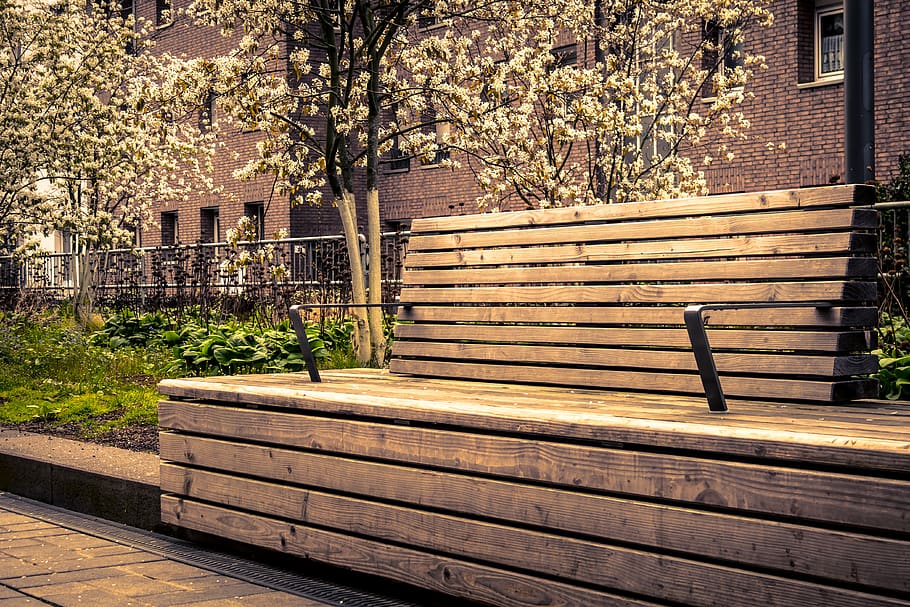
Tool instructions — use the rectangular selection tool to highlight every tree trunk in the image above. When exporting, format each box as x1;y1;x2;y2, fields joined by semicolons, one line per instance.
365;187;386;366
336;189;372;365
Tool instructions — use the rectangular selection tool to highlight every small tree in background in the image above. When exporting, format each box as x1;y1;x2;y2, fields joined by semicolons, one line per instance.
0;0;217;323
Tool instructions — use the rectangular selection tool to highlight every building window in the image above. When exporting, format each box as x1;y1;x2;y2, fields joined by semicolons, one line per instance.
701;20;744;80
199;90;216;130
161;212;179;245
200;207;220;243
816;4;844;80
244;202;265;240
388;136;410;172
156;0;172;28
421;122;450;166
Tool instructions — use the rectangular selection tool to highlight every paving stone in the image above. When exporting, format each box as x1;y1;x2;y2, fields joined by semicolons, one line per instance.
4;566;130;589
0;597;53;606
119;561;215;582
0;555;53;579
25;581;154;607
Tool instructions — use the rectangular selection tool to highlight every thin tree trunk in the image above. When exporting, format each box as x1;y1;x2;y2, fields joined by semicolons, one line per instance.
366;187;385;366
337;189;372;365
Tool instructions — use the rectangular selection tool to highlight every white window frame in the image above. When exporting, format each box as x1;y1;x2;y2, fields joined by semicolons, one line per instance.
815;4;844;82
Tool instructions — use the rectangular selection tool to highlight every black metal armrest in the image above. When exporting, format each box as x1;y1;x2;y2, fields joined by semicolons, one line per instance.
288;302;410;383
289;305;323;382
684;302;834;412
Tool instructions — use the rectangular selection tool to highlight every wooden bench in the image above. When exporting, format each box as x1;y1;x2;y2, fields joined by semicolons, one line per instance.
159;185;910;607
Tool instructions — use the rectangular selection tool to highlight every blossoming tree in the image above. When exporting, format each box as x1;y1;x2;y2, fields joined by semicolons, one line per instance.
1;0;217;322
192;0;771;364
193;0;445;365
397;0;773;209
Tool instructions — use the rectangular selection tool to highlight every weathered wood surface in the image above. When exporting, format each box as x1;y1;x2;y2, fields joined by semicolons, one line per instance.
391;185;879;404
159;371;910;607
160;185;894;606
159;370;910;472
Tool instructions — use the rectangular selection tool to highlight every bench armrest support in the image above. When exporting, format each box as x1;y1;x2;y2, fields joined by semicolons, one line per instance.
289;305;323;382
684;302;834;413
288;302;408;383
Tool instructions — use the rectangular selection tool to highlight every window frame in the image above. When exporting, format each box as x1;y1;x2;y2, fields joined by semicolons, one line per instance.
815;3;844;82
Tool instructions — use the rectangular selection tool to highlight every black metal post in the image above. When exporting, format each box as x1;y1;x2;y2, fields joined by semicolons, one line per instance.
844;0;874;184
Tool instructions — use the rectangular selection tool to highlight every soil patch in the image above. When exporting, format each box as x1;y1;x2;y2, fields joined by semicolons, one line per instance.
2;416;158;453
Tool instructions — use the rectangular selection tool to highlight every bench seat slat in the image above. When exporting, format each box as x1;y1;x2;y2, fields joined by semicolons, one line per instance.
403;232;876;268
407;208;878;252
398;281;877;305
410;185;875;233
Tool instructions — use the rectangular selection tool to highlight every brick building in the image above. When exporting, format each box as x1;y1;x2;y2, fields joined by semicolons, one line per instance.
142;0;909;244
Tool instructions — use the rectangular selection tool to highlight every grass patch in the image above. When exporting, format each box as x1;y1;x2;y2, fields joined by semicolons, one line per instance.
0;311;165;432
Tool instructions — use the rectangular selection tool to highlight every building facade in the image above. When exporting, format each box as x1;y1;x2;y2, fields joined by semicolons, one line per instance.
142;0;909;244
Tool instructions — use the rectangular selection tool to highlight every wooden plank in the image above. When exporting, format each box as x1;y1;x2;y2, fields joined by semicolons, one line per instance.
161;466;910;599
389;359;879;401
161;496;659;607
406;208;879;252
159;452;910;590
393;324;873;352
391;342;879;377
402;233;877;268
157;373;910;472
402;257;877;286
158;433;910;533
160;386;910;441
409;185;875;233
395;305;878;328
157;397;910;468
398;281;876;306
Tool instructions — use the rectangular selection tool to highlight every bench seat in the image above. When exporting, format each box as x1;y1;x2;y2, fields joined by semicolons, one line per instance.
159;370;910;607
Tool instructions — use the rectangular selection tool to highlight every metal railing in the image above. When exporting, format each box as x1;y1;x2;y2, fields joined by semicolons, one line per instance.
0;232;409;312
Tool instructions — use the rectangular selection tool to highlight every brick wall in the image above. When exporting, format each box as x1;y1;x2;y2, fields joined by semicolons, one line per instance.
704;0;909;194
142;1;909;241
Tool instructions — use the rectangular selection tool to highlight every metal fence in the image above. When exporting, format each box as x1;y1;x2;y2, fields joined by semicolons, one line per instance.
0;232;409;313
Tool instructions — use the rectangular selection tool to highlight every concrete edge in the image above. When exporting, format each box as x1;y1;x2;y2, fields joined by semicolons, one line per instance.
0;429;162;531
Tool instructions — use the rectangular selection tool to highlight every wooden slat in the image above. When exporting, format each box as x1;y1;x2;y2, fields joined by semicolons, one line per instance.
398;281;876;305
395;305;878;328
393;324;873;352
402;257;877;286
406;208;878;252
161;466;910;601
161;497;658;607
159;432;909;533
389;360;878;401
410;185;875;233
391;342;879;377
157;372;910;471
403;232;877;269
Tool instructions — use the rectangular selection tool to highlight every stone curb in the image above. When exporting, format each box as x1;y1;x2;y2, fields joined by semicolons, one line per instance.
0;429;161;531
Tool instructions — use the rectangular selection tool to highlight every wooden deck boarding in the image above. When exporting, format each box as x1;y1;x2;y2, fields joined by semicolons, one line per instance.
159;185;906;607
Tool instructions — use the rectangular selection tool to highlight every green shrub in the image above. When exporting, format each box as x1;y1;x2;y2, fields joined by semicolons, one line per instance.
876;313;910;400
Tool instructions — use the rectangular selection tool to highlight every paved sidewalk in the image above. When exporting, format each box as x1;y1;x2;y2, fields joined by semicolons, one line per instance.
0;503;330;607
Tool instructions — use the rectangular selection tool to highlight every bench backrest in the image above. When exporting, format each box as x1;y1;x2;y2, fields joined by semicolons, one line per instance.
390;185;880;403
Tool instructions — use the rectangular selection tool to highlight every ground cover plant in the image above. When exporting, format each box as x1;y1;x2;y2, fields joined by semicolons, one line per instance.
0;308;357;451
